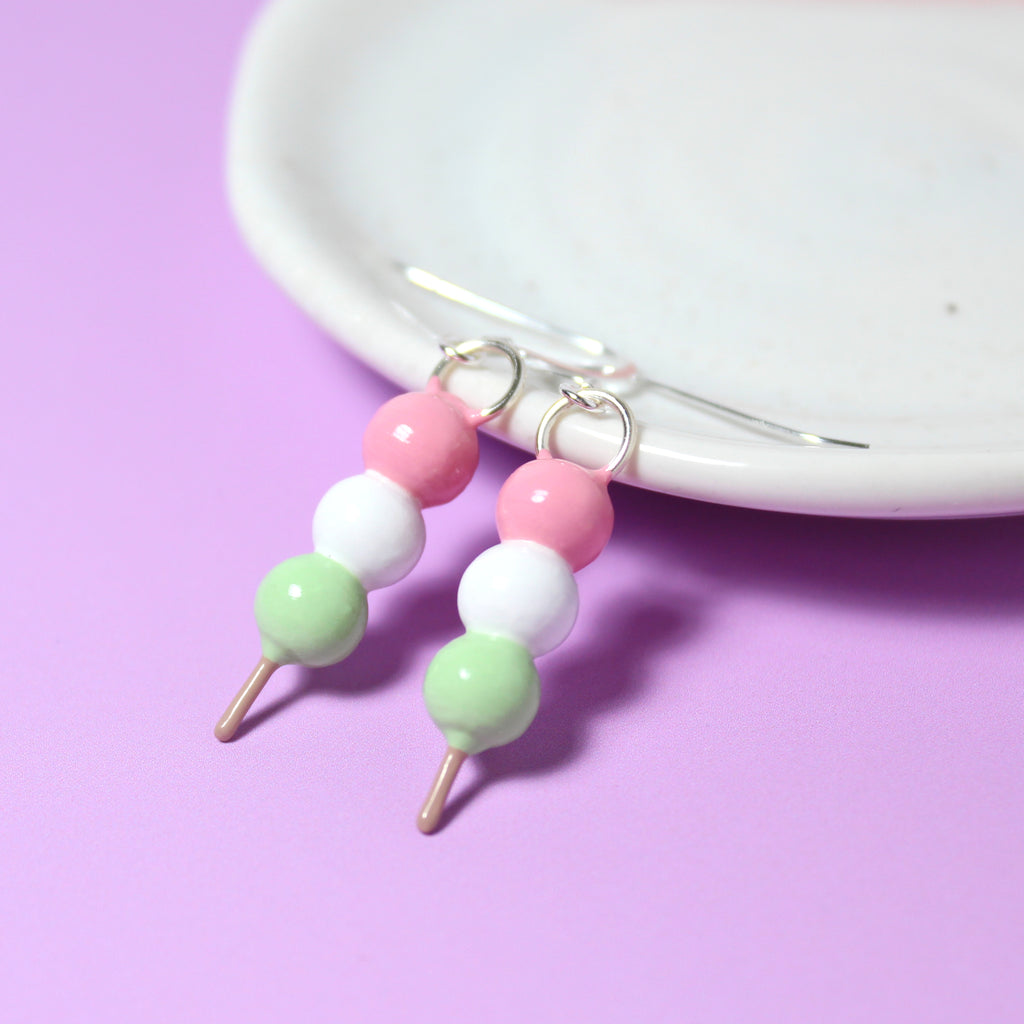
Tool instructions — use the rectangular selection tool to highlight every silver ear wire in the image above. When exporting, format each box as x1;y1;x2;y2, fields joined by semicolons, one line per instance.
403;264;630;380
400;263;869;450
641;379;868;449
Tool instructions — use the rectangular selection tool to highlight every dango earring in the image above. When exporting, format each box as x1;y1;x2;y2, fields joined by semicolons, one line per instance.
214;338;524;742
416;383;636;833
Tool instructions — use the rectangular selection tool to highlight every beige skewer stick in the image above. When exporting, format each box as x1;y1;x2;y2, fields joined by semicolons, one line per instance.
215;656;279;742
417;747;468;834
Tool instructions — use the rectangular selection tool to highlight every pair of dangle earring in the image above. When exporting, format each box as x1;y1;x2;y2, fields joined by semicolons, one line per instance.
418;384;636;832
214;338;636;836
214;338;524;742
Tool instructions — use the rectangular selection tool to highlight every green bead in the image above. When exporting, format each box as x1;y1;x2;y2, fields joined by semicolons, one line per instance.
254;553;368;667
424;632;540;755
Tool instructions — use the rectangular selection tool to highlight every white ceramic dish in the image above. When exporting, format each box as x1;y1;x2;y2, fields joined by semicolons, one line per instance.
227;0;1024;517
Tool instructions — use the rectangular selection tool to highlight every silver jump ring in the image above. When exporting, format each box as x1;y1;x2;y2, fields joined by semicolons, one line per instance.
535;385;636;478
431;338;524;421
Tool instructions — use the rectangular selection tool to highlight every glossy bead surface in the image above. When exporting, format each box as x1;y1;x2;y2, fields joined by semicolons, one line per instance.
362;390;479;508
496;454;614;571
423;632;540;755
312;471;426;590
254;553;368;667
457;540;578;656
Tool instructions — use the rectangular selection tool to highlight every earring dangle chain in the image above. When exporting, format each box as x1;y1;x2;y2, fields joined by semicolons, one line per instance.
417;383;636;832
214;338;525;742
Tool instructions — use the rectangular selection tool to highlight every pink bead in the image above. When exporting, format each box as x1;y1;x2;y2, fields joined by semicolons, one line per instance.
362;388;479;508
496;453;614;572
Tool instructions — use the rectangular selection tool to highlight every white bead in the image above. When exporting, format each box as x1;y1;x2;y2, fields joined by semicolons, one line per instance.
458;540;578;656
312;472;425;590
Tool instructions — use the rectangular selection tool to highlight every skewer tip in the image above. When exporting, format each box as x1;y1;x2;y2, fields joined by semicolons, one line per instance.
417;747;468;834
214;656;278;742
213;717;240;743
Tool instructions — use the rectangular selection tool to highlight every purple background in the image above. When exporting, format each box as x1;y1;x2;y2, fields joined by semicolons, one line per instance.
3;2;1023;1021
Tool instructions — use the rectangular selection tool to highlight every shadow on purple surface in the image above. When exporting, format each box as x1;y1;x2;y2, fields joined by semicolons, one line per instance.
433;485;1024;830
610;484;1024;618
441;592;698;830
232;532;496;739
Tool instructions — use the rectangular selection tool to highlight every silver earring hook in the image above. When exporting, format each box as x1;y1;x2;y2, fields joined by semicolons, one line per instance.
401;263;869;450
536;384;636;478
430;337;524;421
405;264;632;380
